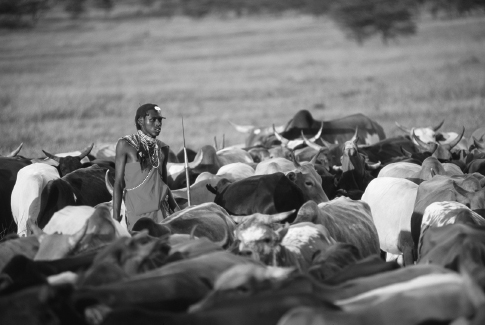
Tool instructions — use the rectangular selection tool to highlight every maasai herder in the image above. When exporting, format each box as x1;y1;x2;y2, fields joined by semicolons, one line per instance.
113;103;180;230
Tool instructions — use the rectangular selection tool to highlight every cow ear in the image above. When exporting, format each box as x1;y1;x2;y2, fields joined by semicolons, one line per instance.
285;171;297;182
295;201;319;223
480;178;485;189
276;223;290;241
453;181;472;204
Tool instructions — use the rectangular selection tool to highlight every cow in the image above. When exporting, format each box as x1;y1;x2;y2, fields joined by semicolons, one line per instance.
279;271;482;325
412;127;466;161
279;110;386;145
29;204;129;261
10;163;60;236
361;177;419;264
132;202;235;245
35;165;114;233
416;201;485;260
293;198;380;258
41;143;95;177
417;224;485;289
233;211;336;271
395;120;468;150
0;156;32;237
410;174;485;264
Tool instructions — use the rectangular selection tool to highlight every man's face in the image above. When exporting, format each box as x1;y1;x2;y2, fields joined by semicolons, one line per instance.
139;109;164;138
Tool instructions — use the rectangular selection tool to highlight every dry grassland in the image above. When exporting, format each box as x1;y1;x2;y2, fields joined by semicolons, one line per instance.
0;14;484;157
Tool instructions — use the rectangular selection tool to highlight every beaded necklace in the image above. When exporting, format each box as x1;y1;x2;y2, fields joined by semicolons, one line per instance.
137;130;159;169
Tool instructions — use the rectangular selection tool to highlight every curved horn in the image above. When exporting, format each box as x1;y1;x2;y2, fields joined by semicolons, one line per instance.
412;130;438;153
228;121;255;134
288;149;301;168
309;148;325;165
400;146;413;158
366;161;381;170
213;136;218;151
301;131;325;151
7;143;23;157
351;127;359;145
395;122;412;134
273;124;289;146
105;170;113;196
472;136;485;150
42;149;61;162
190;225;198;240
309;122;324;142
78;143;94;160
445;126;465;150
212;218;229;248
432;119;445;132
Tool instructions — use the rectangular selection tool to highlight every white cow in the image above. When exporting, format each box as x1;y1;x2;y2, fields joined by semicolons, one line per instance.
361;177;418;260
11;163;60;236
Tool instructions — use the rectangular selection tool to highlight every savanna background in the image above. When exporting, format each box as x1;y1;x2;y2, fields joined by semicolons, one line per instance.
0;0;484;157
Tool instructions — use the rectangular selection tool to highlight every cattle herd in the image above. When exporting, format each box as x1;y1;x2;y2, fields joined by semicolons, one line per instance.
1;109;485;325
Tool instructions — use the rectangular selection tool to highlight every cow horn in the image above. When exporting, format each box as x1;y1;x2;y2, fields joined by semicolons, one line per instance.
222;134;225;149
309;122;324;142
105;170;113;196
351;127;359;145
400;146;413;158
332;165;343;172
228;121;255;134
212;224;229;248
231;216;246;224
445;126;465;150
273;124;289;146
78;143;94;160
7;143;23;157
213;136;218;151
190;225;198;240
366;161;381;170
432;119;445;132
301;131;325;151
42;149;61;162
412;130;438;153
309;148;325;165
395;122;412;134
472;136;485;150
269;210;296;223
288;149;301;168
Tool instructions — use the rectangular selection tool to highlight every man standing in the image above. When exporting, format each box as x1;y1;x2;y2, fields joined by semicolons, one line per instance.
113;103;179;230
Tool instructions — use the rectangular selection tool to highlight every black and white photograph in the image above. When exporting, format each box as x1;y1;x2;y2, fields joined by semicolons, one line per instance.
0;1;485;324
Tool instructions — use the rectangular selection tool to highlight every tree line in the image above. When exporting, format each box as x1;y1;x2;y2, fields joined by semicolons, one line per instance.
1;0;484;44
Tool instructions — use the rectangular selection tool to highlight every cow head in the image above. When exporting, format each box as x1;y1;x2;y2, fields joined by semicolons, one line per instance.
395;120;444;144
42;143;94;177
412;127;465;161
273;122;324;150
453;182;485;211
469;136;485;153
232;211;295;265
285;149;328;204
340;129;366;176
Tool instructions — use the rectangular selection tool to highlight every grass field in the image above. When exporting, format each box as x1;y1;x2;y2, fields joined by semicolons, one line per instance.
0;13;484;157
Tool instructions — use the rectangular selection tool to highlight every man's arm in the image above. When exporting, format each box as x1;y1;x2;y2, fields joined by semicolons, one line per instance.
113;140;127;222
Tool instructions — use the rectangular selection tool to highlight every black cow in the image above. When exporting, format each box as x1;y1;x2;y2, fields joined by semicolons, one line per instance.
36;165;114;230
207;173;306;222
42;143;94;177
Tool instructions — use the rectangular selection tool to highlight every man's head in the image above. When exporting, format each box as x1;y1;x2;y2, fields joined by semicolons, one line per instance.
135;103;166;138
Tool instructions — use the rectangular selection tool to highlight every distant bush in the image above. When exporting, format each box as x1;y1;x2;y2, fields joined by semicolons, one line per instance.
329;0;418;45
0;0;50;27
